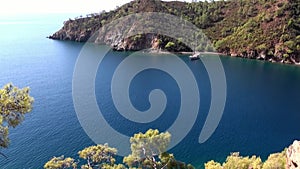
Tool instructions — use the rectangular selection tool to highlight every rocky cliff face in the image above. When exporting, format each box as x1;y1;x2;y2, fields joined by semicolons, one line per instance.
48;0;189;52
287;140;300;169
49;19;92;42
49;0;192;52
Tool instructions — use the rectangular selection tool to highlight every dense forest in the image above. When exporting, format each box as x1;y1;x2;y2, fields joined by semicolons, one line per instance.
49;0;300;64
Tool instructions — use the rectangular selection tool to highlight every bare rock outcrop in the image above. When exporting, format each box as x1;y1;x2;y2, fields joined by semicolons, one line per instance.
287;140;300;169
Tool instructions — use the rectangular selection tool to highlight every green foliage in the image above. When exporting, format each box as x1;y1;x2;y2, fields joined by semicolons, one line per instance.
0;125;9;149
124;129;171;168
205;44;215;52
205;161;222;169
280;34;290;42
275;8;285;17
283;53;290;58
296;35;300;43
247;6;258;17
78;144;117;168
133;34;142;41
0;83;34;148
204;150;287;169
44;156;77;169
214;39;226;50
101;164;127;169
45;129;193;169
130;129;171;159
222;152;262;169
165;42;175;49
263;14;273;23
284;40;296;49
262;150;286;169
256;43;267;51
45;144;118;169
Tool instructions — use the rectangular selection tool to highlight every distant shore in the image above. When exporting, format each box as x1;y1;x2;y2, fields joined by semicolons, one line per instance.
143;48;225;56
138;49;300;65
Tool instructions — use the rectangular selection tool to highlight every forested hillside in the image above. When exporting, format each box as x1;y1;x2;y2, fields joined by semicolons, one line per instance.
49;0;300;64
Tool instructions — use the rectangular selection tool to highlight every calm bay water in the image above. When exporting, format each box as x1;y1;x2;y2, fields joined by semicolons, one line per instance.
0;14;300;168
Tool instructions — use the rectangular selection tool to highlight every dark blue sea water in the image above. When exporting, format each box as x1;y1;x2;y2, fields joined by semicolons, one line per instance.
0;14;300;168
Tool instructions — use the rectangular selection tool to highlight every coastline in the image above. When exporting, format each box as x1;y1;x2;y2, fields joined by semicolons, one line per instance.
47;0;300;67
113;48;300;66
144;48;224;56
48;36;300;66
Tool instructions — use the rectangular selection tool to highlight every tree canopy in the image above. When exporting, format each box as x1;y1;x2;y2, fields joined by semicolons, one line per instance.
205;151;287;169
0;83;34;149
44;129;193;169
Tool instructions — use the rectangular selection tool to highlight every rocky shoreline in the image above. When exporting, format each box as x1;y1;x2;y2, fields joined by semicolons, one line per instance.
49;30;300;65
223;50;300;65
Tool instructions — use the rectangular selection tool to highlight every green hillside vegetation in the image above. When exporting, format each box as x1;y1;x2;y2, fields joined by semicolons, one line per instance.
49;0;300;64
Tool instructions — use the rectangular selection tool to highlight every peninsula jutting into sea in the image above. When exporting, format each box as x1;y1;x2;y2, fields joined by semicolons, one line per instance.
49;0;300;65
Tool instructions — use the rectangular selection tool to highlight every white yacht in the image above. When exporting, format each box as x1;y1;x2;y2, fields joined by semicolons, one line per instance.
189;52;201;60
